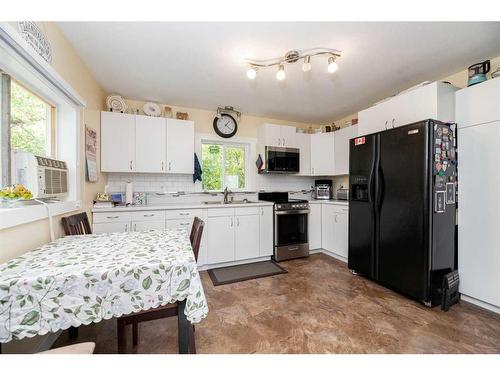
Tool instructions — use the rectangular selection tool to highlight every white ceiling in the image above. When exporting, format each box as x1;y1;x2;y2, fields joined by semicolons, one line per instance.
58;22;500;123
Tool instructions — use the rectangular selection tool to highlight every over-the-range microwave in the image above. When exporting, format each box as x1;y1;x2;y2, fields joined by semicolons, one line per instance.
263;146;300;173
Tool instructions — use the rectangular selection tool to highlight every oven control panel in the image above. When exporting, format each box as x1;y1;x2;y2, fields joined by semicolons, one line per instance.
275;203;310;211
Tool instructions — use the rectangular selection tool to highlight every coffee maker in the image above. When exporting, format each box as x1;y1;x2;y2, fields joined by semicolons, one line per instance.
313;179;333;200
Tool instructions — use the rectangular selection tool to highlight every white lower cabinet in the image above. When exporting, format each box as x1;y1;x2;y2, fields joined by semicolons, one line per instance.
132;220;165;231
321;204;349;260
93;221;130;234
308;203;322;250
235;214;260;260
206;215;235;264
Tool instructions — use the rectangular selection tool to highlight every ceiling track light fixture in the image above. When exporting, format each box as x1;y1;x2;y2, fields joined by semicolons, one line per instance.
245;48;341;80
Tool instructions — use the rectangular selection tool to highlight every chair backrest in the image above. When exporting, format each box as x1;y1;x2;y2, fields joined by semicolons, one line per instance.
189;217;204;262
62;212;92;236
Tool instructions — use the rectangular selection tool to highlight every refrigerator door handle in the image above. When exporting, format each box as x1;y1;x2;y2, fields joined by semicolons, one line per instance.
376;163;384;209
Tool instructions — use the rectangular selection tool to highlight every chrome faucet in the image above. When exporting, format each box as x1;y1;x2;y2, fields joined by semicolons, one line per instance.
223;187;231;203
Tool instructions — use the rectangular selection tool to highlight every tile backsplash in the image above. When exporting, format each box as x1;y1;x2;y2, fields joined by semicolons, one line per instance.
106;173;316;195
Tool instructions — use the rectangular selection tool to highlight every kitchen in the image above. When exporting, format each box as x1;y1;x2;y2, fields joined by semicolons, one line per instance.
0;9;500;371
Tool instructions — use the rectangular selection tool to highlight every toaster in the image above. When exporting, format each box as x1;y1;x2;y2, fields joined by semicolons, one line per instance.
336;188;349;201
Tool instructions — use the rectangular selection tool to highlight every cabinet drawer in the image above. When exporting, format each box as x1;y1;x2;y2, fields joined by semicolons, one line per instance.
207;207;234;217
165;209;203;220
130;210;165;222
166;218;193;230
234;207;260;216
93;212;132;223
331;205;349;214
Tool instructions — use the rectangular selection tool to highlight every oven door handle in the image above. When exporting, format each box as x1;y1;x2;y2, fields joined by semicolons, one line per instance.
275;209;310;215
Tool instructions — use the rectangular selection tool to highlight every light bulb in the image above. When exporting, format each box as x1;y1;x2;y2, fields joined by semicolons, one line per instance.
302;56;311;72
276;64;286;81
328;57;338;74
246;67;257;80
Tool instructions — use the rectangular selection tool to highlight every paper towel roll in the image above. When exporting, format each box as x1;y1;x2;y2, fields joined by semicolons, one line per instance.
125;182;133;205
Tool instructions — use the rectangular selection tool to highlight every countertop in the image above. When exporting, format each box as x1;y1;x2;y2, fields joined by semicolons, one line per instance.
92;201;274;213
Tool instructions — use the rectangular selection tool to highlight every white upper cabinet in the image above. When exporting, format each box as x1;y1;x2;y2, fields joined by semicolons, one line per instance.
135;115;166;173
333;125;356;176
166;119;194;174
357;82;458;137
296;133;311;176
310;132;335;176
101;111;136;172
259;123;297;148
456;77;500;128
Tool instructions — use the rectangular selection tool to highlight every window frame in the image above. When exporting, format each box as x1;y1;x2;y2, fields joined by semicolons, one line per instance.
201;140;249;192
0;22;85;230
195;133;257;193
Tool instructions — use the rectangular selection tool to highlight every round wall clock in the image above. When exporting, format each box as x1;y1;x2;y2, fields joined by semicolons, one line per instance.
213;114;238;138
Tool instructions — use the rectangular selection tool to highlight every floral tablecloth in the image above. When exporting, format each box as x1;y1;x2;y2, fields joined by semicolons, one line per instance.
0;229;208;343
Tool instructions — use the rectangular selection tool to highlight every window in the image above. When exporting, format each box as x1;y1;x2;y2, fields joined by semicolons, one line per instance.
201;142;247;191
10;80;53;157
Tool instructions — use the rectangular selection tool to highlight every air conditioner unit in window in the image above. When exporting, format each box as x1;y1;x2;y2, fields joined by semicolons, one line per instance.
11;150;68;199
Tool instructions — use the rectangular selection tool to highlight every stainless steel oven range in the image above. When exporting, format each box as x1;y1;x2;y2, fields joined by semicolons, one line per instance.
258;192;310;262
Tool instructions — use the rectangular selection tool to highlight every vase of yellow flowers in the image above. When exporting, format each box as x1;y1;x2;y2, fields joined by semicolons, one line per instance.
0;184;33;207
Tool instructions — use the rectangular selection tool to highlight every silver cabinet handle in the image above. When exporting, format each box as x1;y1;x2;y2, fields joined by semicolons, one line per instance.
168;162;172;171
312;167;315;174
283;137;285;146
384;121;388;130
230;218;233;227
134;223;137;231
161;161;164;171
143;214;154;217
179;213;189;216
237;217;240;226
107;216;119;219
391;118;395;128
334;214;338;223
130;161;133;170
261;207;263;216
125;224;128;232
180;222;190;226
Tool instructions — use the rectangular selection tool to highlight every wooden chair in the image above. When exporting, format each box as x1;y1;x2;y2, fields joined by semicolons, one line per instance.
61;212;92;235
60;212;92;341
117;217;205;354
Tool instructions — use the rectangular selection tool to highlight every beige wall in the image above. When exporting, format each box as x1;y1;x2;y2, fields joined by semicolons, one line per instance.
126;99;320;138
333;55;500;127
0;22;106;263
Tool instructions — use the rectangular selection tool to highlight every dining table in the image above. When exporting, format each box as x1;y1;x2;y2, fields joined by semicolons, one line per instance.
0;228;208;354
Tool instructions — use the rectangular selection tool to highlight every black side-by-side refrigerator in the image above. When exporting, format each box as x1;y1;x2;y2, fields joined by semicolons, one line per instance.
348;119;457;306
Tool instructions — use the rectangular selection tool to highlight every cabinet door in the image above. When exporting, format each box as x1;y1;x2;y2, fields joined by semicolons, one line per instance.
206;216;235;264
132;220;165;231
101;111;135;172
310;132;335;175
280;125;297;148
308;204;322;250
334;126;354;175
166;218;193;230
458;122;500;307
357;100;393;137
259;206;274;256
333;211;348;259
388;83;438;128
235;214;260;260
93;221;130;234
166;119;194;174
296;133;311;176
135;115;166;173
261;124;282;146
456;78;500;128
321;205;334;252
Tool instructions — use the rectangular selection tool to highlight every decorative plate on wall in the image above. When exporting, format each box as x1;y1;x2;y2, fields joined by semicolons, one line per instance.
106;95;128;112
143;102;162;117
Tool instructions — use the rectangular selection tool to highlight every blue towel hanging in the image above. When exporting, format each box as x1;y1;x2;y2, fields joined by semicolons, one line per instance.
193;153;202;183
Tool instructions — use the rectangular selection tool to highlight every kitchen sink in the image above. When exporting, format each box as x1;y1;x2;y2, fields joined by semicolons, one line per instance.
202;199;255;205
